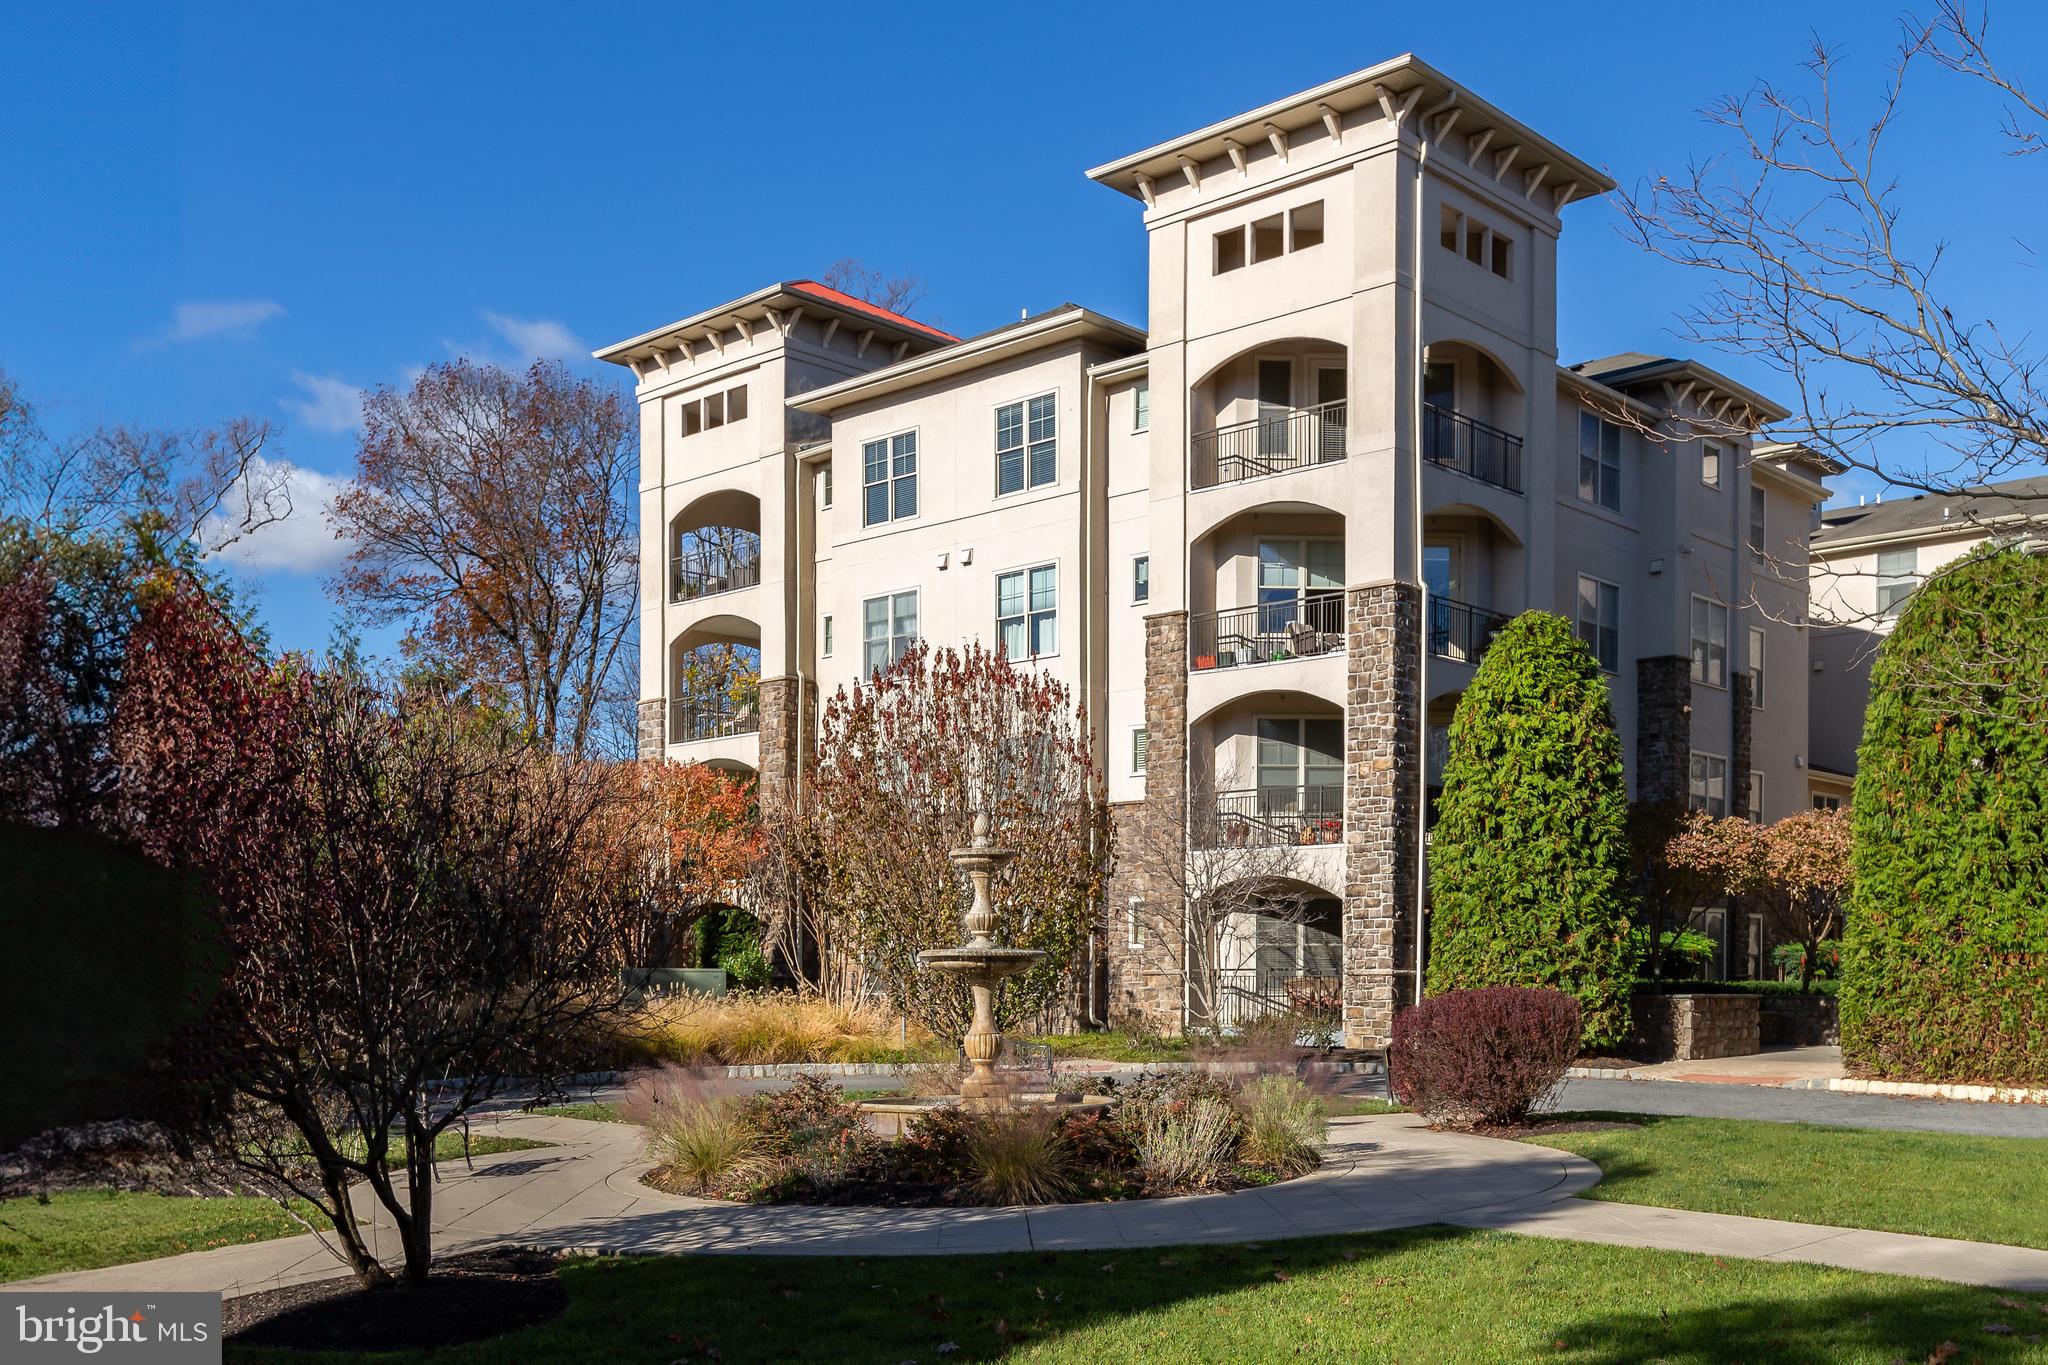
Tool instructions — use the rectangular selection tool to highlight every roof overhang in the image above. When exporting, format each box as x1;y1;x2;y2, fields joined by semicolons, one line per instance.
593;281;955;373
1753;441;1842;501
1579;357;1792;427
791;308;1147;415
1087;53;1615;209
1556;365;1663;422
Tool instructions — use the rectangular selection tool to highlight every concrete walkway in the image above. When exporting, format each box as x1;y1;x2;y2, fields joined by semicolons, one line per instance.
12;1111;2048;1298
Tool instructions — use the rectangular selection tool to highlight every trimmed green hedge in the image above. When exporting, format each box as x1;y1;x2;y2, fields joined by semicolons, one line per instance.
1427;611;1639;1047
1841;546;2048;1083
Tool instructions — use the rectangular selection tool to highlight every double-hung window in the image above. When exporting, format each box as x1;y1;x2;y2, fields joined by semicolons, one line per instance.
1133;381;1150;432
1131;727;1149;775
1690;596;1729;687
862;431;918;526
1576;575;1620;673
1749;625;1767;709
1876;547;1919;614
1701;442;1722;488
1132;555;1150;603
1749;486;1767;556
862;591;918;676
996;564;1058;658
1578;410;1622;511
996;393;1057;495
1747;771;1765;824
1689;752;1728;817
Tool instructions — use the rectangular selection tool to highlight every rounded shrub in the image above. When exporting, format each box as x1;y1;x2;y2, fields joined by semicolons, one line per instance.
1841;546;2048;1084
1425;611;1639;1046
1388;986;1581;1129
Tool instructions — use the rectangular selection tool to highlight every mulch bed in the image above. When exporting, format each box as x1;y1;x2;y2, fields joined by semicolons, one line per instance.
223;1246;568;1353
1571;1055;1652;1071
1470;1119;1643;1139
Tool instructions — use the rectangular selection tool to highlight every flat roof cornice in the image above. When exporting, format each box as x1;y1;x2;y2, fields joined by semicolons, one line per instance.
1087;54;1615;207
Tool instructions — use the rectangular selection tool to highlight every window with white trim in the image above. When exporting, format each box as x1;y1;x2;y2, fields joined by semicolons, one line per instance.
1132;555;1150;604
1690;596;1729;687
996;394;1057;495
996;564;1058;659
820;461;833;509
1131;727;1149;775
1689;752;1728;817
1702;442;1722;488
1578;410;1622;511
1133;380;1149;432
1877;547;1919;615
822;614;834;658
1813;793;1842;811
861;591;918;676
862;431;918;526
1747;771;1765;824
1576;574;1620;673
1749;486;1766;556
1749;625;1766;709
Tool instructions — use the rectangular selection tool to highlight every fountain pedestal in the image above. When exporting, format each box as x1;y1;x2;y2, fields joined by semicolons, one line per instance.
916;813;1047;1110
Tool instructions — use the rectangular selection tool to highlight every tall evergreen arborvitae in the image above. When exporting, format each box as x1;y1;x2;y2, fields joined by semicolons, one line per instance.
1842;545;2048;1083
1426;611;1639;1047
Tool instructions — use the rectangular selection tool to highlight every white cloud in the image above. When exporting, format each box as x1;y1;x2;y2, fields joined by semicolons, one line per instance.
167;299;285;342
200;458;354;575
481;311;582;360
282;371;366;433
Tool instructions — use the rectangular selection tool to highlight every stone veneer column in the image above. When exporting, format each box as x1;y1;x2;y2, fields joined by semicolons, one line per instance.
753;675;809;811
636;698;665;761
1341;582;1422;1051
1729;673;1754;821
1103;611;1189;1032
1635;656;1693;813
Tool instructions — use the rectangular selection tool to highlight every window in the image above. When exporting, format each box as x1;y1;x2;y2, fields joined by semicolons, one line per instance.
1213;202;1325;274
1576;575;1620;673
676;383;750;440
996;394;1057;495
1578;409;1622;511
1747;771;1765;824
1127;897;1144;949
819;460;833;509
1214;225;1246;274
1813;793;1842;811
1688;752;1728;817
996;564;1058;659
1877;547;1919;614
1251;213;1285;263
1133;380;1149;431
725;385;747;422
821;614;834;658
1439;204;1511;278
1440;204;1462;253
1257;717;1344;799
703;389;724;429
1749;625;1766;709
861;591;918;676
1131;727;1149;775
1258;539;1344;633
1289;201;1324;250
1490;233;1512;279
1690;597;1729;686
862;431;918;526
1132;554;1150;603
1702;442;1722;488
1749;486;1767;556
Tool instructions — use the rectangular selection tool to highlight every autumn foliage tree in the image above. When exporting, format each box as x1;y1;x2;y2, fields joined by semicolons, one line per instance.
1663;808;1854;991
116;575;663;1287
331;359;638;759
771;643;1111;1034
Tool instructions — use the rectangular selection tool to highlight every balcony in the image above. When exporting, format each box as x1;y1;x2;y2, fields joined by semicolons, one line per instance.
668;699;759;746
1427;597;1512;665
1191;401;1347;490
670;548;761;604
1190;595;1345;672
1201;785;1345;848
1423;403;1522;493
1205;968;1342;1031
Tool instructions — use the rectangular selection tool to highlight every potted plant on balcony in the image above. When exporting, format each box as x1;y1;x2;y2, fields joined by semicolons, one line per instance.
1194;653;1218;671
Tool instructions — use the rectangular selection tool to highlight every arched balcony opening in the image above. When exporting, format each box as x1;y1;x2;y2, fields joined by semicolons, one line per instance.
1422;504;1522;668
669;489;762;605
1190;340;1348;490
1190;692;1345;851
1188;504;1347;674
1425;690;1464;828
1194;877;1343;1033
1422;341;1524;494
668;618;761;746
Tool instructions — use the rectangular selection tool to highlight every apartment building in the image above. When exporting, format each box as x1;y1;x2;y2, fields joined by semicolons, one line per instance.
597;54;1833;1047
1806;474;2048;805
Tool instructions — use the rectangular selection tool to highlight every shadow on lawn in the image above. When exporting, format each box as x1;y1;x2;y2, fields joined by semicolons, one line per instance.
269;1225;2048;1365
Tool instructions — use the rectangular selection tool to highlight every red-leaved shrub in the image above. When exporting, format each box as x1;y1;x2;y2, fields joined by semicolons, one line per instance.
1388;987;1581;1129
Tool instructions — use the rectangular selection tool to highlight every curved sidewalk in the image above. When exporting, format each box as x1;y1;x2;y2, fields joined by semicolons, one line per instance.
11;1112;2048;1297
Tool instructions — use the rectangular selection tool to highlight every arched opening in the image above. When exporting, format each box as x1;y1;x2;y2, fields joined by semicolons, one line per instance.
669;489;763;604
1422;504;1521;666
1188;502;1347;674
1422;340;1524;493
1190;339;1348;489
668;616;762;745
1425;690;1463;827
1191;877;1342;1034
1190;691;1345;849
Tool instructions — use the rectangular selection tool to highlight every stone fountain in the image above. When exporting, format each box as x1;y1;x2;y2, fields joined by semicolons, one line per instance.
916;812;1047;1110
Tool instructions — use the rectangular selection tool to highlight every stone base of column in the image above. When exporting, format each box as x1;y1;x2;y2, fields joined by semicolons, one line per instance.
1342;582;1422;1051
636;699;664;761
1104;611;1190;1035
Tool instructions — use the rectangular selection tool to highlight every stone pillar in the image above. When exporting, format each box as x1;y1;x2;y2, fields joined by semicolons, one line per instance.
1730;673;1754;821
1342;582;1422;1050
754;675;810;811
1635;656;1693;812
1104;611;1189;1031
637;698;665;761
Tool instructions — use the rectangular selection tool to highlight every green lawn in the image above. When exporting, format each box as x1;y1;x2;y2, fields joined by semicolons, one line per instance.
224;1227;2048;1363
1326;1096;1406;1117
1527;1114;2048;1250
1;1133;551;1283
530;1102;627;1124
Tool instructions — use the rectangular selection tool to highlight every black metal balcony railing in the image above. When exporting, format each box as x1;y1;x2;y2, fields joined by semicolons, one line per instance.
1428;596;1512;664
1191;400;1347;490
1203;784;1344;848
667;700;759;745
670;549;762;604
1422;403;1523;493
1189;594;1344;671
1203;968;1342;1031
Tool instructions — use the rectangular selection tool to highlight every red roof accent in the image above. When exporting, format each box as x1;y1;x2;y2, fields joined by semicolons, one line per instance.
787;280;957;343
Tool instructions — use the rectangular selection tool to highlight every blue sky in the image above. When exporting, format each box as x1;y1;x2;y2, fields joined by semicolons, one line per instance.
4;2;2042;655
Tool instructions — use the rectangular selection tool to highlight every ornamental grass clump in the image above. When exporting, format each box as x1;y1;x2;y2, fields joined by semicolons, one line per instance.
961;1109;1072;1206
629;1071;761;1196
1237;1075;1328;1176
1132;1097;1239;1191
1388;987;1581;1130
617;990;928;1066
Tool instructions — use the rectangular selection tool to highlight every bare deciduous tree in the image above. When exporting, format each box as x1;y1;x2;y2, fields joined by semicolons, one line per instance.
821;258;929;319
